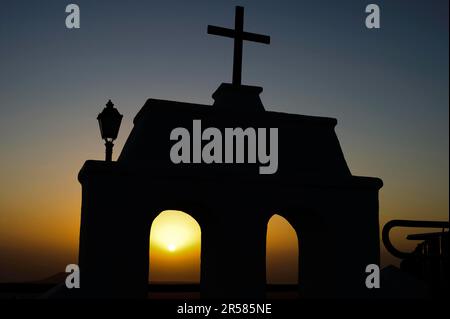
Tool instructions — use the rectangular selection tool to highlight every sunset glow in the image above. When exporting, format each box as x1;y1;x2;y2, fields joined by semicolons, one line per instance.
149;210;201;283
147;210;300;283
266;215;299;284
150;210;200;252
0;1;447;285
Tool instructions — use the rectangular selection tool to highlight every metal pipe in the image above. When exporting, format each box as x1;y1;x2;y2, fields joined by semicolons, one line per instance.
382;219;449;259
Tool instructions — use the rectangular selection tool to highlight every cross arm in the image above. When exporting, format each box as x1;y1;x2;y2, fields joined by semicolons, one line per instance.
242;31;270;45
207;25;235;38
208;25;270;45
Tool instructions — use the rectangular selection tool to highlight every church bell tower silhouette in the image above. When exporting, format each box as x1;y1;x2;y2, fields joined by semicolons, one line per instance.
77;6;383;298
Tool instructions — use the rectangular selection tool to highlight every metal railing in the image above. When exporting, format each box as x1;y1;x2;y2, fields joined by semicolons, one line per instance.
382;219;449;296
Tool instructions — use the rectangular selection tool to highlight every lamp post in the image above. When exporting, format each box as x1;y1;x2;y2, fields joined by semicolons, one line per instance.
97;99;123;162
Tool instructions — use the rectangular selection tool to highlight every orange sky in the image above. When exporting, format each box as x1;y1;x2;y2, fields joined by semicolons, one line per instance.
0;116;448;283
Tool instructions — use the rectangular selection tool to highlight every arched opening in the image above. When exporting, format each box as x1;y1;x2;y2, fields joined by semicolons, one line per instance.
149;210;201;284
266;214;299;287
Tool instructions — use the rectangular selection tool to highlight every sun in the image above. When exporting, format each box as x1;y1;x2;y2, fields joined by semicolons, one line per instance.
149;210;202;283
150;210;201;253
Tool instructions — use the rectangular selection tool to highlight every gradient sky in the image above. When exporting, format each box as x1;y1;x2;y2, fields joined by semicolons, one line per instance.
0;0;448;282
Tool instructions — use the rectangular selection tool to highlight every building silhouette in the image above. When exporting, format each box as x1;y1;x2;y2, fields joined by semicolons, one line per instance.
77;6;383;298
